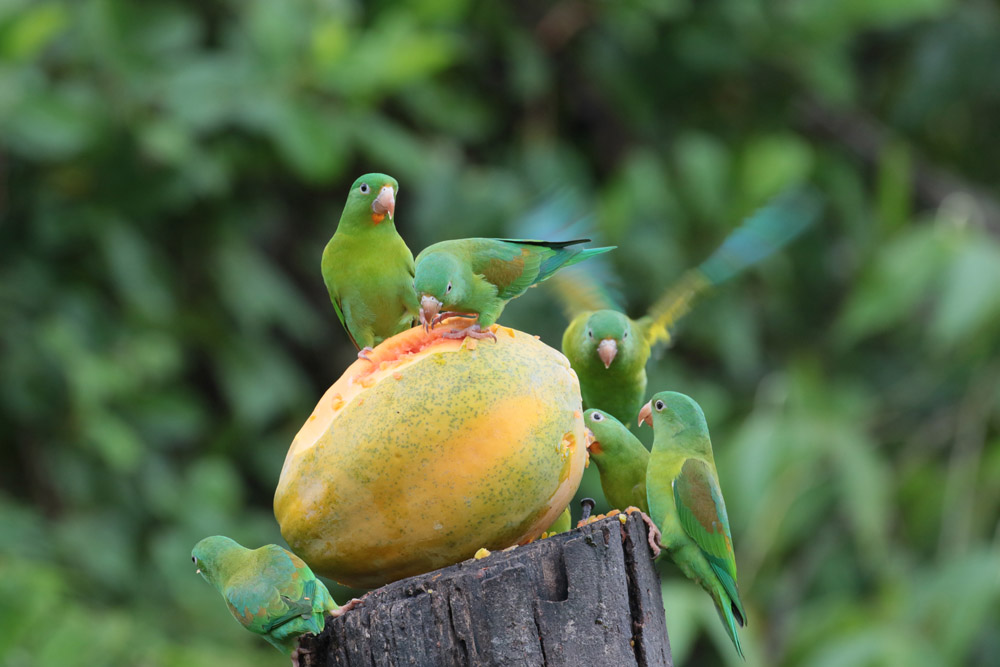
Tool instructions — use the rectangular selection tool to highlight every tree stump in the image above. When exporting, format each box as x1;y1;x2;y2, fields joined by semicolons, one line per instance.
299;513;672;667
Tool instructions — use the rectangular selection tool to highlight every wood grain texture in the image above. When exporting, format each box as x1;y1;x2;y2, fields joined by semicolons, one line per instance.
299;513;672;667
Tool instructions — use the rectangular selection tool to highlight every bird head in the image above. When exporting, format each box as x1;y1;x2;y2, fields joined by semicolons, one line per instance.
191;535;244;587
582;310;639;369
584;408;620;457
638;391;708;436
414;254;466;329
343;173;398;226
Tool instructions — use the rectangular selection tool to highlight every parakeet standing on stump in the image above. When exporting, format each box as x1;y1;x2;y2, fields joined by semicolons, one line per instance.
414;238;615;340
639;392;746;658
584;408;650;513
192;536;352;664
561;187;822;425
321;173;419;358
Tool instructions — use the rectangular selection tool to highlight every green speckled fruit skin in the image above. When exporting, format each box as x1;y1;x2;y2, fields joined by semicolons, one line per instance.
273;324;587;588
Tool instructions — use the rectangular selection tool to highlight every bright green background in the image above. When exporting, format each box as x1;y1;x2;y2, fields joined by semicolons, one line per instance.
3;1;999;665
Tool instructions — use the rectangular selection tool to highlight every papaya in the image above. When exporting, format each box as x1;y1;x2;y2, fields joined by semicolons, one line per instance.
273;321;588;588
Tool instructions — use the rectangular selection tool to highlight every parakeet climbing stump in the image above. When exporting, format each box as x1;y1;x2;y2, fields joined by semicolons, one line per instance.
584;408;650;513
192;536;358;665
640;391;747;658
414;237;615;340
322;173;419;358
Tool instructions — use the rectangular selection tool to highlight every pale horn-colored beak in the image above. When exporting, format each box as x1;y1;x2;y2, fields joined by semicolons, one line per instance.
637;400;653;428
372;184;395;220
597;338;618;369
419;295;442;331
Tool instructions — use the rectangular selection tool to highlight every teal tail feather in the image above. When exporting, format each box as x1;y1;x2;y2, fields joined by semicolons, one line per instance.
715;591;746;659
538;245;616;283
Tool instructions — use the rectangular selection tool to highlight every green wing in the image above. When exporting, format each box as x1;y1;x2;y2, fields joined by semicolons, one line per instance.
329;293;359;349
321;246;360;350
261;580;315;633
673;458;745;622
638;270;711;347
548;269;622;320
225;576;291;634
640;186;822;347
224;549;319;636
483;238;614;298
473;240;547;299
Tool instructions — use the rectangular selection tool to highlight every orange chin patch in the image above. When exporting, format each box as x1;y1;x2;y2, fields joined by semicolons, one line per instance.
588;439;603;455
371;213;385;224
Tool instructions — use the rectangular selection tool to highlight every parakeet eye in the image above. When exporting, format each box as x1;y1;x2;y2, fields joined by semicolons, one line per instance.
591;413;604;422
191;556;197;563
359;183;370;194
623;331;629;339
446;282;452;293
587;330;593;339
654;400;665;411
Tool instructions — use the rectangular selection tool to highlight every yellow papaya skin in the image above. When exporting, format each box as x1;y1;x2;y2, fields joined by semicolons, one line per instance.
273;322;588;589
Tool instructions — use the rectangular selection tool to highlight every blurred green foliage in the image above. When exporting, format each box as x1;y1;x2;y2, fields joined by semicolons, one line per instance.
2;0;999;665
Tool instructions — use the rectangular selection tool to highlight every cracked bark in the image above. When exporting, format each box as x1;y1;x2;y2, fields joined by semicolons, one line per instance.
299;513;672;667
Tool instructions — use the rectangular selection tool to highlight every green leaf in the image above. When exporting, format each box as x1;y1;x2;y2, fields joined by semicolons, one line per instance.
2;86;103;160
0;2;67;60
837;225;961;343
929;236;1000;349
673;132;731;224
740;133;815;207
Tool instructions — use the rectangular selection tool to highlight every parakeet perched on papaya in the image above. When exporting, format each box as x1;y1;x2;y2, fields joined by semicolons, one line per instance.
640;392;747;658
321;173;419;358
584;408;650;513
414;238;615;340
561;187;822;425
192;536;357;664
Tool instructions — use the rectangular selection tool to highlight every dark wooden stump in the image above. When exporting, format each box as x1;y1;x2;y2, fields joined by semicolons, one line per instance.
300;513;672;667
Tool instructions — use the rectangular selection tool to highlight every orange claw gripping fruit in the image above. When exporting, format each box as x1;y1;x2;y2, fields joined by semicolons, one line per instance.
273;319;588;588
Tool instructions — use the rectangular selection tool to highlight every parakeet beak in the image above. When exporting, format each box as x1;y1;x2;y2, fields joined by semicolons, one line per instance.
372;185;395;220
597;338;618;369
637;400;653;428
420;295;442;331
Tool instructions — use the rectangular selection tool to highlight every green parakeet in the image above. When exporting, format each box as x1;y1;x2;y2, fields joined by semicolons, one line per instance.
414;238;615;339
321;173;419;358
639;392;746;658
584;408;649;513
560;187;822;425
192;536;354;663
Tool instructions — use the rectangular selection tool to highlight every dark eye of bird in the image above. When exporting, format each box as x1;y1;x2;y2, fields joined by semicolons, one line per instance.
655;400;664;411
360;183;370;194
587;330;593;338
623;331;628;338
192;556;197;563
446;282;452;293
592;413;603;421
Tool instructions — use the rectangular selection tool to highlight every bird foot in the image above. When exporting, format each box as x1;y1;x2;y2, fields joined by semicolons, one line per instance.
330;595;366;618
290;645;310;667
625;508;662;557
357;347;374;362
441;323;497;341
